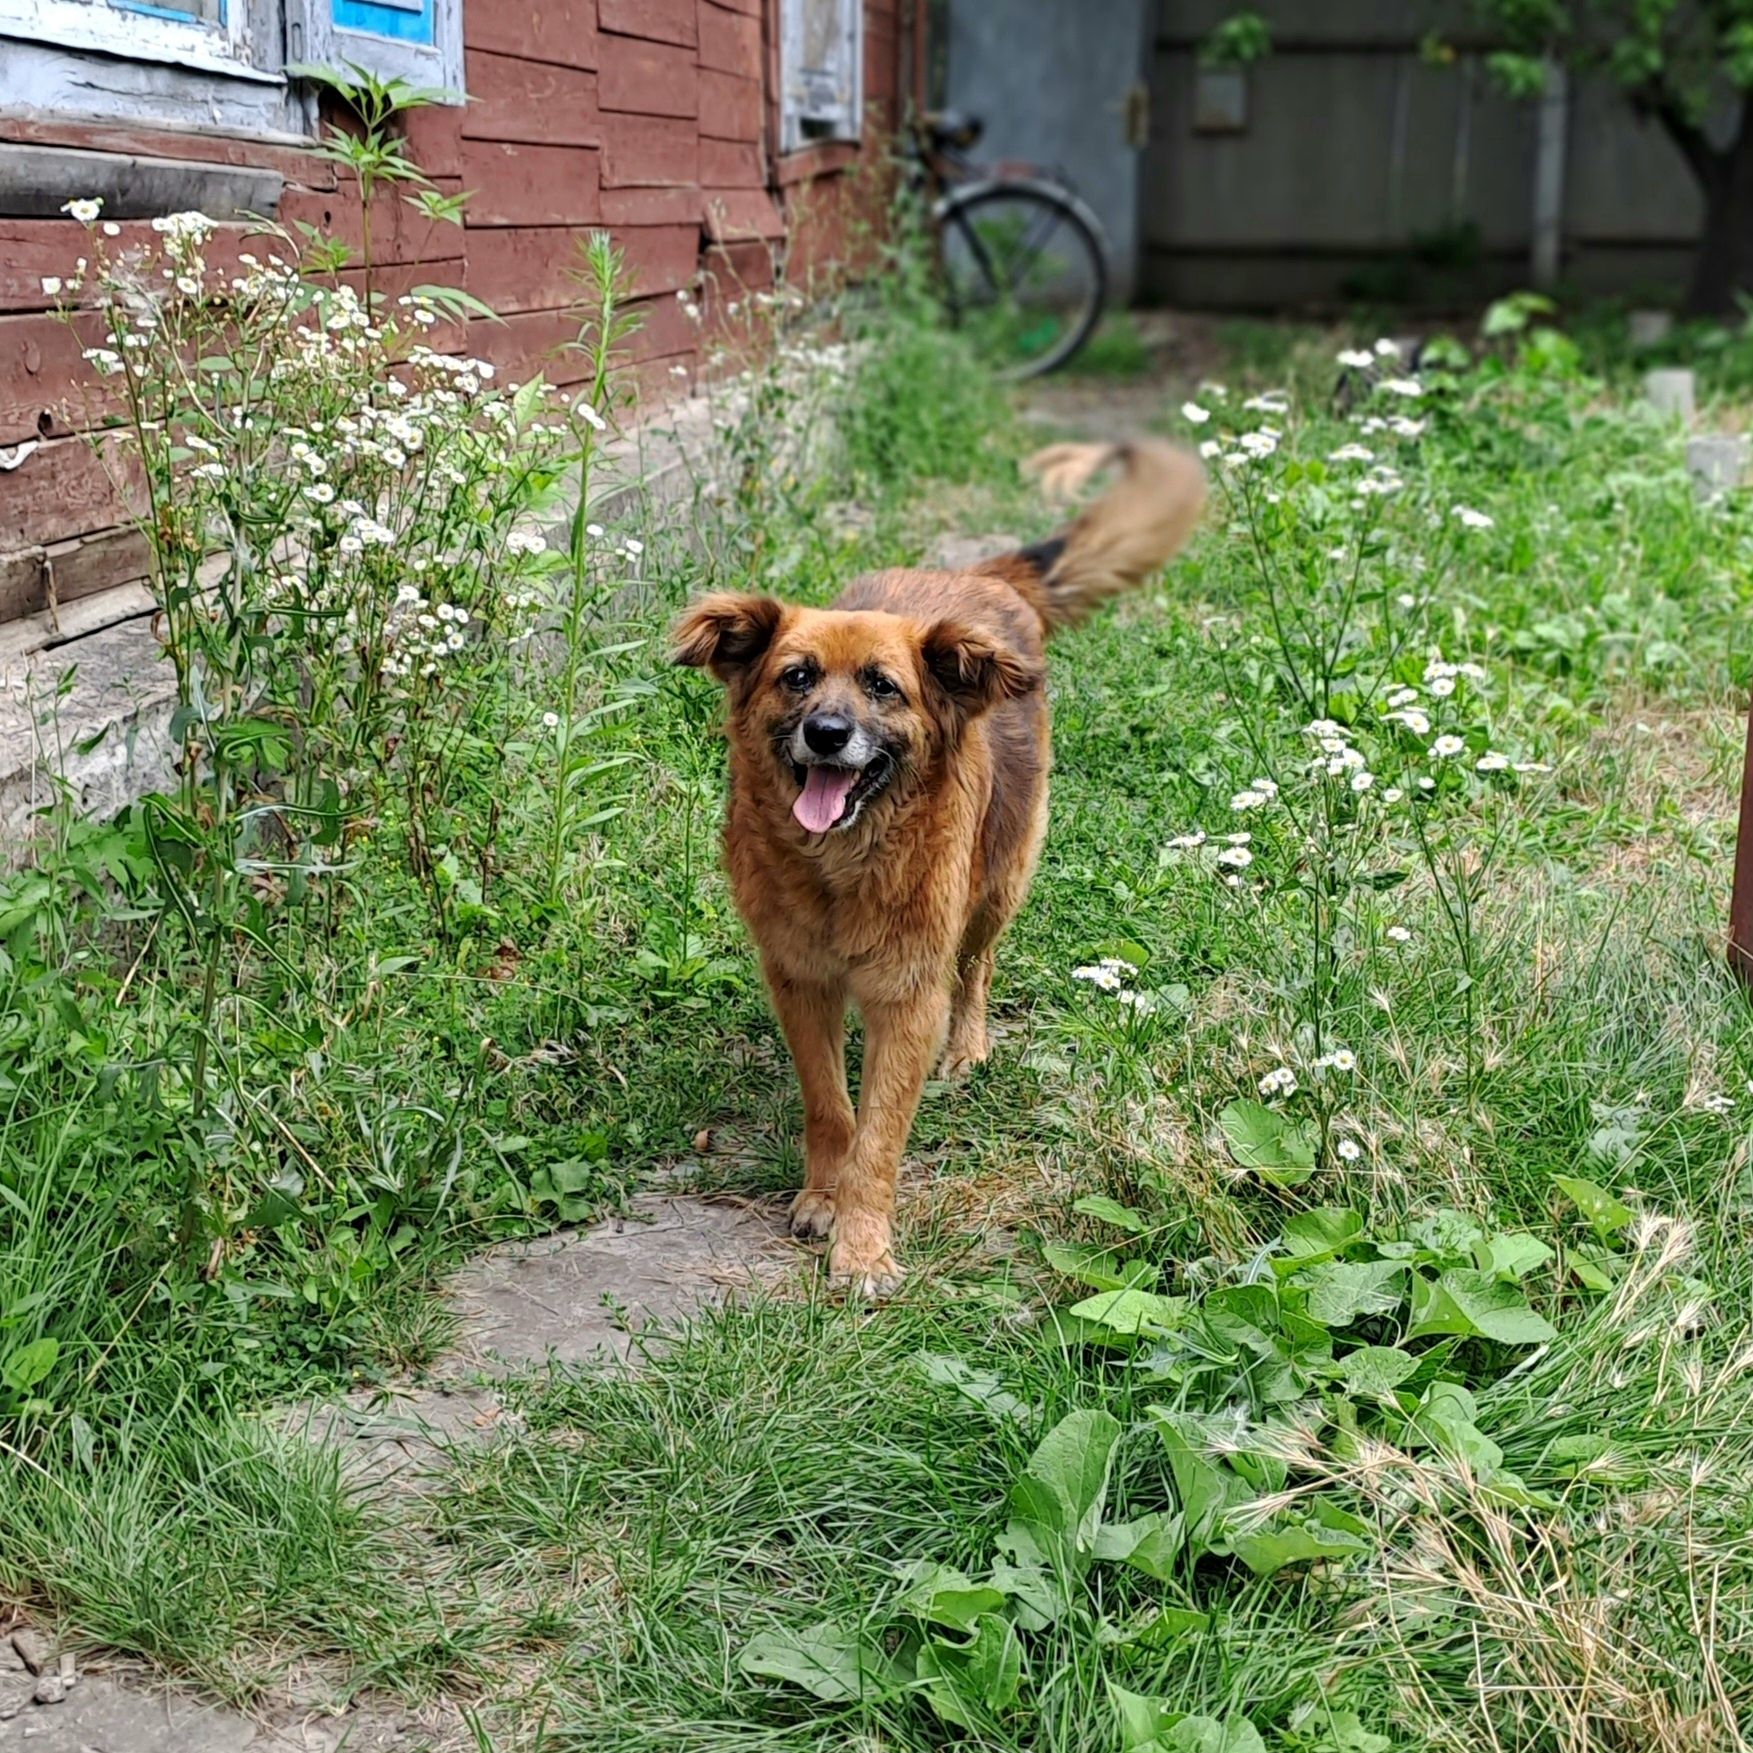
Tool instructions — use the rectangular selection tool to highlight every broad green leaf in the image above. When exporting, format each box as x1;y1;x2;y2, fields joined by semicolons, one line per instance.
1280;1207;1365;1260
1147;1409;1255;1551
1332;1343;1416;1398
1069;1287;1185;1335
915;1615;1022;1729
987;1558;1063;1630
1;1337;58;1394
917;1353;1039;1426
1219;1100;1317;1186
738;1620;890;1702
1408;1269;1556;1344
1297;1260;1405;1327
1554;1173;1634;1237
1413;1209;1486;1261
1568;1246;1618;1292
1096;1604;1209;1649
1073;1194;1150;1233
1164;1716;1270;1753
1014;1407;1123;1557
1473;1232;1553;1281
1223;1514;1369;1577
1091;1510;1184;1579
1042;1240;1132;1293
893;1561;1007;1632
1111;1682;1184;1751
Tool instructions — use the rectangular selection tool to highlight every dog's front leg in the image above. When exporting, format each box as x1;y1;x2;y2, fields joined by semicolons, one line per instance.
765;964;854;1241
829;987;948;1297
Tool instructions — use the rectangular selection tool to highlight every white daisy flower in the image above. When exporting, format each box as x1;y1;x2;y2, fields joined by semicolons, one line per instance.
1431;735;1466;758
1452;506;1494;530
1181;401;1211;424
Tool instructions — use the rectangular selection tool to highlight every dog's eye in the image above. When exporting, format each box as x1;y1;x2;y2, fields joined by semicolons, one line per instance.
865;672;901;700
779;665;815;693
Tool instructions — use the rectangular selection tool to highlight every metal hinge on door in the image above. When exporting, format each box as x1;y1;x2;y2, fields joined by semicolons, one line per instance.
1123;81;1150;149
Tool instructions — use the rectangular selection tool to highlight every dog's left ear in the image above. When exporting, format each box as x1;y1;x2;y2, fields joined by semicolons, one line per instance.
920;620;1042;716
671;593;786;682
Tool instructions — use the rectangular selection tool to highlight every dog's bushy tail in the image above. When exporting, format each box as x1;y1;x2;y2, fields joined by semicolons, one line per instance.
978;440;1206;634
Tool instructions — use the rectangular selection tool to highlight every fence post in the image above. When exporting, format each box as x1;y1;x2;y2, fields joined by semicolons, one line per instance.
1732;694;1753;985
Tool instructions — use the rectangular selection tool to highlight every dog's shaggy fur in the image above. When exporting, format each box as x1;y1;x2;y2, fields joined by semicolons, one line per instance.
672;440;1206;1293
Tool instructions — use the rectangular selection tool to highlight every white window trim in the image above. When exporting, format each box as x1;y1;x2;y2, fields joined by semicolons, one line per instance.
0;0;274;83
780;0;863;154
288;1;464;99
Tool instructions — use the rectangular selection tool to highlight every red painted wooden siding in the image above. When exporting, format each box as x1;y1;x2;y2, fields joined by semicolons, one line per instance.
0;0;912;626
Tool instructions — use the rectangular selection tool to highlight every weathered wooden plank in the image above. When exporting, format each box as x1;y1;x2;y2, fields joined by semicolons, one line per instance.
599;33;699;118
465;0;599;70
600;115;699;188
601;184;703;226
465;307;595;388
0;142;283;221
617;224;702;297
0;310;119;447
623;292;698;362
775;141;860;187
0;524;151;623
700;138;766;188
0;219;261;312
699;71;764;142
703;189;785;242
463;226;600;315
397;104;465;181
462;52;602;147
281;178;466;268
0;433;136;551
460;142;603;227
599;0;697;48
0;112;336;192
464;223;699;309
699;4;764;77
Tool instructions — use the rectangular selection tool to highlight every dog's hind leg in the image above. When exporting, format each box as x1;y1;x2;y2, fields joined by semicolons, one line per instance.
765;965;853;1241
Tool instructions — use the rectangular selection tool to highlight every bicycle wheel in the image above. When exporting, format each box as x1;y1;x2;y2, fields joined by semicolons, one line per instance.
934;179;1109;380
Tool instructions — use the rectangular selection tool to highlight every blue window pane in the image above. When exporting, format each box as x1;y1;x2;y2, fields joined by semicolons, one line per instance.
333;0;435;44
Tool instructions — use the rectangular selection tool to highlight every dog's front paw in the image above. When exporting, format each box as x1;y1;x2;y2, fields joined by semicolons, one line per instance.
789;1187;836;1240
827;1212;905;1300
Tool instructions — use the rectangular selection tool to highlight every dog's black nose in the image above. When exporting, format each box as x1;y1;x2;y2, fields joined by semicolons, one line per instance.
802;713;853;755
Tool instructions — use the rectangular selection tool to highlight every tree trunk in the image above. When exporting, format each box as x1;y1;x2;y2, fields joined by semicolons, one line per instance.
1679;104;1753;316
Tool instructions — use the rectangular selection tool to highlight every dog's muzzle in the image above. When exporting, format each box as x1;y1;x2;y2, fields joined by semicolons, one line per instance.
787;720;886;834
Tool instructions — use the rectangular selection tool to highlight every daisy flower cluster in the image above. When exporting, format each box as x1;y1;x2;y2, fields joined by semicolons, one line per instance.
1071;957;1159;1012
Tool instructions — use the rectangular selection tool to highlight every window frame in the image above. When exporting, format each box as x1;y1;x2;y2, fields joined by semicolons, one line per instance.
0;0;274;83
288;0;464;98
0;0;464;143
779;0;864;154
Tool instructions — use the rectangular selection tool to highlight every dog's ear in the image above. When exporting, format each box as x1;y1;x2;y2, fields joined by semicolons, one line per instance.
671;593;786;682
920;620;1042;716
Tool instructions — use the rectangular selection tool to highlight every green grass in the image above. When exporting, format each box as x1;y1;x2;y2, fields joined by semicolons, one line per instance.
4;280;1753;1750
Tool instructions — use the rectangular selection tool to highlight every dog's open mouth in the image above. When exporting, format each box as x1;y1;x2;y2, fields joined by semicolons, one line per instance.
790;759;887;833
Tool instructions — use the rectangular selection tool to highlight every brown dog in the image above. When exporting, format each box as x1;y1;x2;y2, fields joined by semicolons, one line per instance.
672;441;1206;1294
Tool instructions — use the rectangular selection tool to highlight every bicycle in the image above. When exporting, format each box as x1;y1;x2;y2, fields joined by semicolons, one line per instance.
902;109;1110;381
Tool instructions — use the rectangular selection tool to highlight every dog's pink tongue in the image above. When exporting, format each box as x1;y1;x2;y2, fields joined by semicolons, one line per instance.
794;766;857;833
